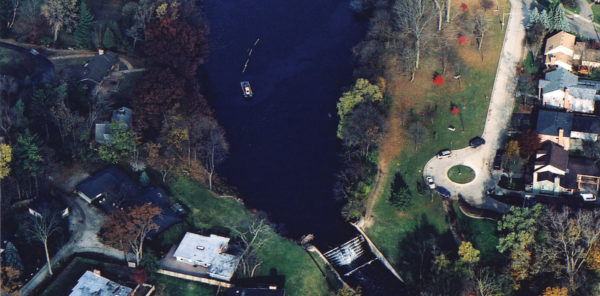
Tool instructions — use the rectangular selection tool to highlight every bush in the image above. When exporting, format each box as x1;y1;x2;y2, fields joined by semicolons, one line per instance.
524;51;539;74
103;28;117;49
389;173;412;210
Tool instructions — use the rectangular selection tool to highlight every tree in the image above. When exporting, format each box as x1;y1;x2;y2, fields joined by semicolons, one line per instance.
336;286;363;296
139;171;150;187
132;69;186;135
122;0;156;49
0;143;11;203
432;0;445;31
31;83;67;140
395;0;434;73
407;121;428;151
99;204;161;265
97;122;136;164
497;204;547;289
145;142;174;183
40;0;78;42
102;27;116;49
201;124;228;190
541;286;569;296
0;266;22;294
336;78;383;137
549;3;569;32
340;103;385;158
581;139;600;160
24;209;60;275
229;216;273;278
543;208;600;290
12;130;44;198
473;12;488;52
144;10;209;79
74;1;93;48
518;129;542;156
390;173;412;210
458;241;480;265
3;241;23;272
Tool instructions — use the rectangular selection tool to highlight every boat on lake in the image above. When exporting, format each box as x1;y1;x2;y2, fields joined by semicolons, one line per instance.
240;81;253;98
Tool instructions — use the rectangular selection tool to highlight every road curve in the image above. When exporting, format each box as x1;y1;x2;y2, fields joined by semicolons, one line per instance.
423;0;528;213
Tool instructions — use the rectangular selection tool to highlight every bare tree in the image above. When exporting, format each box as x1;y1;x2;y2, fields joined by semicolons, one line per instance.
544;208;600;290
407;121;429;151
395;0;434;74
201;125;228;191
473;12;488;52
24;210;60;275
229;217;273;278
432;0;445;31
40;0;78;42
87;94;113;133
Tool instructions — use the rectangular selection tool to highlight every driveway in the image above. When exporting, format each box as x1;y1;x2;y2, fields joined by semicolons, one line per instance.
423;0;529;213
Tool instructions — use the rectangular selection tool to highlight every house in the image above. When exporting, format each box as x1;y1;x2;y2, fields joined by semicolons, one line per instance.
544;31;576;71
531;141;600;196
574;41;600;71
80;50;119;86
75;167;182;236
159;232;241;282
538;68;600;113
69;270;132;296
536;109;600;150
95;107;133;144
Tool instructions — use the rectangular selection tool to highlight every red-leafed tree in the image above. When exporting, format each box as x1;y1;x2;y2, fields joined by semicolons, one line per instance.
144;10;209;80
518;129;542;156
459;35;467;45
434;75;445;85
130;269;149;284
451;106;460;114
460;3;468;10
132;69;186;136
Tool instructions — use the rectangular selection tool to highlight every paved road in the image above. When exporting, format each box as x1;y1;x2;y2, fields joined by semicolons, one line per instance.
20;188;126;296
423;0;529;213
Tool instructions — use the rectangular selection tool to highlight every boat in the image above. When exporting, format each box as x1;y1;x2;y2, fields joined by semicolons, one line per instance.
240;81;253;98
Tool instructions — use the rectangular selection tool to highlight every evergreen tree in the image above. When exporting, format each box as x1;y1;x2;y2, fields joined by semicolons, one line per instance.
549;3;569;32
139;171;150;187
103;27;116;49
11;130;44;182
74;1;94;48
3;242;23;272
389;173;412;210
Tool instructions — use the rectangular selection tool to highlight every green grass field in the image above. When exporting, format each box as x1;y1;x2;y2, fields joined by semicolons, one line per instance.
365;1;508;277
593;4;600;23
165;179;332;296
447;165;476;184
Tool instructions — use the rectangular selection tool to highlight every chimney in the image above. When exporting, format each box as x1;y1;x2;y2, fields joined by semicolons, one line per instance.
93;269;101;276
558;128;564;138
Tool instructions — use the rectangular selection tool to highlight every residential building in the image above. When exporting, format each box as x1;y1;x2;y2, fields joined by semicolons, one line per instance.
95;106;133;144
160;232;241;282
80;50;119;86
544;31;576;71
538;68;599;114
536;109;600;150
75;167;181;236
69;270;132;296
574;41;600;71
530;141;600;196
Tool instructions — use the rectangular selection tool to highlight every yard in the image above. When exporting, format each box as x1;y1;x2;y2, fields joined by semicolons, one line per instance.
593;4;600;23
447;165;476;184
365;0;508;282
157;178;332;296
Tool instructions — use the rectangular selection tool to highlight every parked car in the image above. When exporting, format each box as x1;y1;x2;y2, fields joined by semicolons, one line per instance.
582;193;597;202
29;49;39;55
435;186;451;198
469;136;486;148
493;149;504;170
436;149;452;159
425;176;436;189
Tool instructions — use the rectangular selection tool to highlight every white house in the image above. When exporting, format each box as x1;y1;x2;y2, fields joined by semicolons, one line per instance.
544;31;576;71
172;233;241;281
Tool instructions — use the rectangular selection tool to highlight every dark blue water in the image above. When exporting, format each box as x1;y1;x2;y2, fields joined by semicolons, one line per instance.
203;0;364;248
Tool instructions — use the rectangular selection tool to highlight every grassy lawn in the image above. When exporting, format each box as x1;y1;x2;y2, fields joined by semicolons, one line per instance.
447;165;475;184
593;4;600;23
165;179;332;296
365;0;508;277
565;5;581;15
153;274;217;296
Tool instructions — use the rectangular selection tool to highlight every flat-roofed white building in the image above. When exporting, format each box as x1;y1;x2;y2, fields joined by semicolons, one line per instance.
69;270;132;296
173;232;240;281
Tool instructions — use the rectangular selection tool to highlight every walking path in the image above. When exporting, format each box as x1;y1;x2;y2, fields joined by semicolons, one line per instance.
422;0;528;213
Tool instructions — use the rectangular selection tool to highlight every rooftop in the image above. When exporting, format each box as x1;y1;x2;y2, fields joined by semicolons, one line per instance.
536;109;573;137
69;270;132;296
536;141;569;171
545;31;576;54
82;51;118;84
539;68;579;94
172;232;240;281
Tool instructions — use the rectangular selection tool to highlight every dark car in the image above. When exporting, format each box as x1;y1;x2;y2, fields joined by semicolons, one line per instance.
435;186;451;198
469;136;485;148
493;149;504;170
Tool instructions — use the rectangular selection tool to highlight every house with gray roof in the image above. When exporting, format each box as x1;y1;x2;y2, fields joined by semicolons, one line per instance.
531;141;600;197
95;107;133;144
536;109;600;150
80;50;119;86
69;270;132;296
538;68;599;113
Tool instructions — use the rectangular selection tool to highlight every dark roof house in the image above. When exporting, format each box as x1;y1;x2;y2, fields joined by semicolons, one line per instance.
95;107;133;144
80;51;118;85
536;110;573;137
75;167;181;236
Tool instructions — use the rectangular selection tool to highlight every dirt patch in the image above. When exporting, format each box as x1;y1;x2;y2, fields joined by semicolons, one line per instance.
50;164;90;192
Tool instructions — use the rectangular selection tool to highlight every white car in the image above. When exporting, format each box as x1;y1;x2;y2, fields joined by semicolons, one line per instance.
29;49;39;55
582;193;596;202
425;176;436;189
